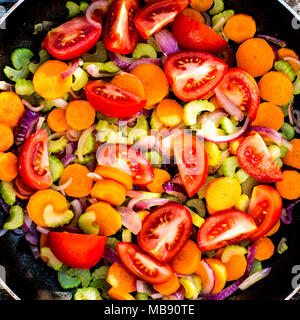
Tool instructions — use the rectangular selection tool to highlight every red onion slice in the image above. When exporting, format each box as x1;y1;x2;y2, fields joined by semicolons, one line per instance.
61;59;80;79
287;98;295;126
198;260;215;296
86;64;121;78
134;198;177;211
164;290;184;300
108;52;135;69
154;29;179;56
283;56;300;67
116;207;142;235
126;58;163;72
239;267;272;291
281;199;300;224
257;34;287;48
85;1;103;29
163;182;187;203
36;226;50;234
103;247;121;264
22;99;45;112
0;81;14;91
136;280;163;299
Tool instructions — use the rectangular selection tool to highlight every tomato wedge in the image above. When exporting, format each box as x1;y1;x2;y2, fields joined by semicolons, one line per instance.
197;210;257;251
138;203;192;262
172;13;228;54
164;51;228;101
48;232;107;269
44;16;102;60
117;242;174;284
215;68;260;120
173;134;208;197
237;132;283;183
103;0;140;54
18;129;52;190
85;80;146;118
134;0;189;39
96;144;154;185
247;185;282;241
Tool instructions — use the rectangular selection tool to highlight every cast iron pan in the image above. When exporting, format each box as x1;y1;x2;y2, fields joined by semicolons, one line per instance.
0;0;299;300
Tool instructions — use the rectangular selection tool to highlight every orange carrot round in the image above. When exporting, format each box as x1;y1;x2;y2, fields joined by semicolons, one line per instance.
153;273;181;296
0;124;14;152
0;152;18;182
108;287;135;300
47;108;69;133
170;240;202;275
33;60;72;100
223;254;247;282
236;38;275;77
190;0;213;12
146;168;171;193
278;48;300;73
60;164;93;198
205;258;227;294
275;170;300;200
65;100;96;131
0;91;25;127
156;99;183;127
110;73;145;99
130;63;169;107
254;237;275;261
258;71;294;106
283;139;300;170
251;102;284;131
90;179;126;206
224;14;257;44
182;8;205;23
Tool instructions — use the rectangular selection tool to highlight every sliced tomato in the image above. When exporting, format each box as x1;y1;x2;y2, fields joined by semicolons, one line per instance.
237;132;283;183
48;232;107;269
96;144;154;185
172;13;228;54
138;203;192;262
117;242;174;284
173;134;208;197
247;185;282;241
103;0;140;54
197;210;257;251
18;129;52;190
134;0;189;39
44;16;102;60
164;51;228;101
216;68;260;120
85;80;146;118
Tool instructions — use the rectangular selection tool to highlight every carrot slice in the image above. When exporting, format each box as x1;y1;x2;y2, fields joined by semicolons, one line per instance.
278;48;300;73
110;73;145;99
258;71;294;106
254;237;275;261
33;60;72;100
106;262;137;293
205;258;227;294
170;240;202;275
190;0;213;12
236;38;275;77
146;168;171;193
0;91;24;127
156;99;183;127
108;287;135;300
251;102;284;131
223;254;247;282
65;100;96;131
60;164;93;198
275;170;300;200
283;139;300;170
0;152;18;182
94;165;133;190
182;8;205;23
130;63;169;107
153;273;181;296
0;124;14;152
47;108;69;133
90;179;126;206
224;14;256;43
229;137;244;156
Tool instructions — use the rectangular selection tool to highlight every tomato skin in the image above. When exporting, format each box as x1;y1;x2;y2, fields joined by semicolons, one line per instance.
247;185;282;241
96;144;154;185
138;203;192;262
216;68;260;121
85;80;146;118
103;0;140;54
172;13;228;54
134;0;190;39
117;243;174;284
164;51;228;101
173;134;208;197
237;132;283;183
197;210;257;251
18;129;52;190
48;232;107;269
44;16;102;60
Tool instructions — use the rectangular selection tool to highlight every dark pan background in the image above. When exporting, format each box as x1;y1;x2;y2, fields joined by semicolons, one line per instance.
0;0;299;300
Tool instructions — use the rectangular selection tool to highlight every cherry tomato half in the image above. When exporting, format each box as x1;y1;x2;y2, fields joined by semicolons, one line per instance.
48;232;107;269
138;203;192;262
197;210;257;251
173;134;208;197
117;242;174;284
103;0;140;54
96;144;154;185
247;185;282;241
172;13;228;54
237;132;283;183
18;129;52;190
215;68;260;121
164;51;228;101
85;80;147;118
44;16;102;60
